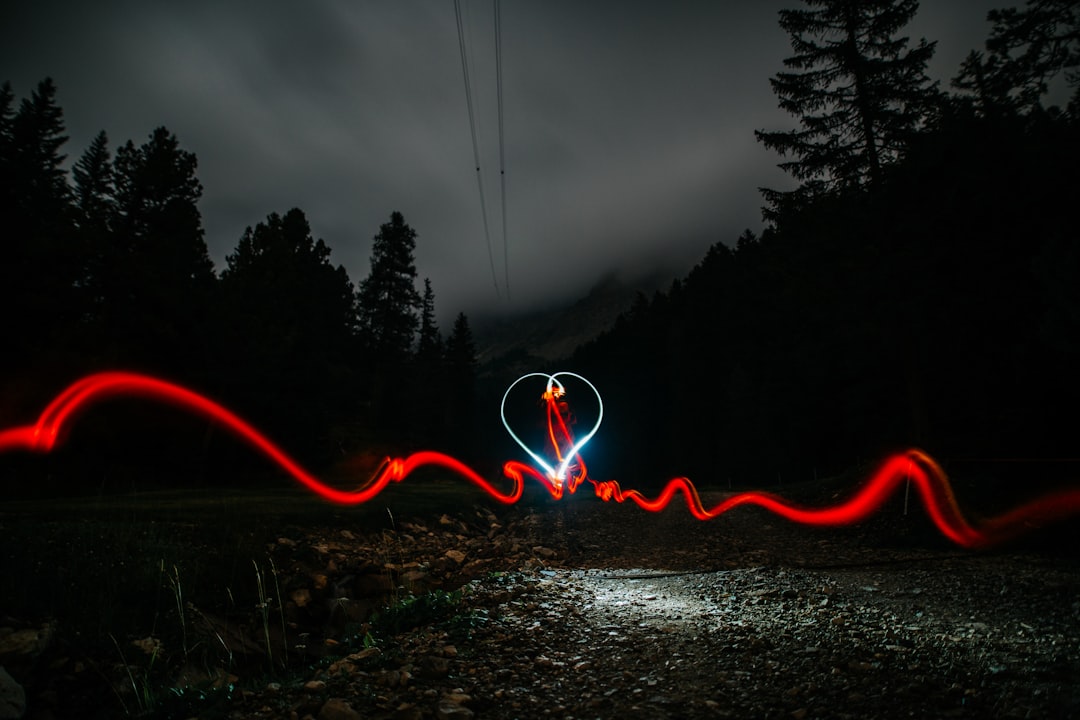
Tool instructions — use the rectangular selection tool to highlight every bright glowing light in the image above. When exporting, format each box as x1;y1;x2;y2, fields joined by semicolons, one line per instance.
2;371;1079;549
500;372;602;485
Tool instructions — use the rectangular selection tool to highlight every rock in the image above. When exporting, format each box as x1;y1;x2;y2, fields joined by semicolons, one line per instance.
444;549;467;564
380;669;411;687
436;703;475;720
0;667;25;720
401;569;430;590
394;703;424;720
131;636;162;655
0;626;52;663
346;647;381;663
419;655;450;678
292;588;313;608
304;679;328;691
436;695;474;720
318;697;362;720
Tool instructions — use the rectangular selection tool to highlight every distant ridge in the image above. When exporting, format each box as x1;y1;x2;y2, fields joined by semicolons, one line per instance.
472;270;671;377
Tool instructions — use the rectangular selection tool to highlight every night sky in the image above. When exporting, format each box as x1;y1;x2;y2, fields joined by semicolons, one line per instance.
3;1;999;322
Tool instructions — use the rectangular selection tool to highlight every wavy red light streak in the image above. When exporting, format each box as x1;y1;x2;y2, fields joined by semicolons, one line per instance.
3;371;1079;549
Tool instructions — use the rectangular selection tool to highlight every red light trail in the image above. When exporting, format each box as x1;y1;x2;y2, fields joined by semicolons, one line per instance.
2;371;1079;549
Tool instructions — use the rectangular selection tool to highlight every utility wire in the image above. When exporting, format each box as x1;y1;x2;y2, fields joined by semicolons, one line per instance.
454;0;501;298
495;0;509;301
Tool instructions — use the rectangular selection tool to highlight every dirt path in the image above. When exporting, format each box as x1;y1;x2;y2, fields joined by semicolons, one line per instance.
6;490;1079;719
216;495;1080;719
452;554;1079;719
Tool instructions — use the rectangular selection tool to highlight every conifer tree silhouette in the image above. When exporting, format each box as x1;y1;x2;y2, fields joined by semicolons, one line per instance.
756;0;939;214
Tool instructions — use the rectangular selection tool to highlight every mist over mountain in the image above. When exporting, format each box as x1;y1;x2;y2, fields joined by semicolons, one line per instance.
472;269;672;377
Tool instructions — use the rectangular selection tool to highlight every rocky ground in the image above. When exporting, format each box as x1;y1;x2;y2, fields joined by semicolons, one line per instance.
4;489;1080;719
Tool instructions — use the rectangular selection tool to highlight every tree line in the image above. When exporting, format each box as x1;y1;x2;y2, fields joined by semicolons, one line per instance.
0;81;479;484
571;0;1079;492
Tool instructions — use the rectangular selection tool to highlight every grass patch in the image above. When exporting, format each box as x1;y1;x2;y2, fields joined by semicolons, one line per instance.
368;589;463;636
0;470;505;717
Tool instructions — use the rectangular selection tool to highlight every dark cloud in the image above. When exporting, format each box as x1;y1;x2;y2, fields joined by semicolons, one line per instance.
2;1;999;321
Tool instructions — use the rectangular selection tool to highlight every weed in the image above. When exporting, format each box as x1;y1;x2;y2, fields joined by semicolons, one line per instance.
183;601;234;670
444;607;488;643
153;683;236;720
3;480;490;716
253;559;273;671
163;562;187;658
109;633;158;716
269;557;288;664
369;589;463;636
379;507;408;606
252;558;289;672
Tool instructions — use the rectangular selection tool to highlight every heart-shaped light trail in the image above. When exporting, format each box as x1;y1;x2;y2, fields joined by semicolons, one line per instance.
500;372;603;493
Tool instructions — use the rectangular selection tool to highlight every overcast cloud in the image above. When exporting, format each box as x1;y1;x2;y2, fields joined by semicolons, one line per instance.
3;1;1000;322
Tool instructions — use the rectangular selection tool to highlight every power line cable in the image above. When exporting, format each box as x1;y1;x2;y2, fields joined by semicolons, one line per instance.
454;0;501;298
495;0;509;301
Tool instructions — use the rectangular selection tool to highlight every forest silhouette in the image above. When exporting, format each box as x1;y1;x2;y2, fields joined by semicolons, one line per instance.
1;0;1077;496
573;0;1079;492
0;81;479;488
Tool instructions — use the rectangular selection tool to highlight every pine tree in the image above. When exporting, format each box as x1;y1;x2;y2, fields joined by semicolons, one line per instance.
6;78;69;213
445;312;477;371
444;311;477;403
71;130;117;324
953;50;1018;116
113;126;213;285
413;278;445;446
755;0;939;212
0;82;15;180
443;312;478;453
221;208;359;450
954;0;1080;115
0;78;77;375
107;126;215;372
357;211;422;362
72;130;115;232
416;278;442;364
222;208;357;359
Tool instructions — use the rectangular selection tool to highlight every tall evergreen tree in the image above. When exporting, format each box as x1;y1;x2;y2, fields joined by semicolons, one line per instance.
952;50;1018;116
107;126;215;372
222;208;357;363
954;0;1080;115
357;211;422;362
416;278;442;364
5;78;69;215
72;130;115;232
755;0;938;212
413;278;445;446
0;78;77;378
445;312;477;375
443;312;478;453
0;82;15;178
220;208;358;451
71;130;117;321
113;126;213;284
